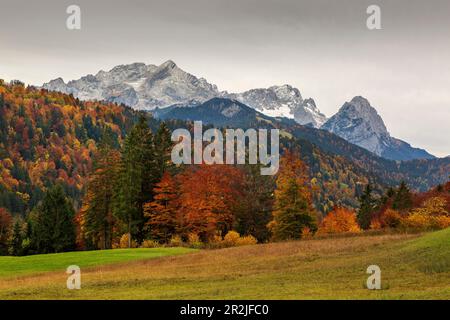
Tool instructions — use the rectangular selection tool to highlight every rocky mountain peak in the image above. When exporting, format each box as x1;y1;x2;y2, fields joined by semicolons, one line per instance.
226;84;327;128
321;96;434;160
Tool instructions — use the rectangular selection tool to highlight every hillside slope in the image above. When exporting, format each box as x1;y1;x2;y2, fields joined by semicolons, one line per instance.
0;82;448;217
0;229;448;299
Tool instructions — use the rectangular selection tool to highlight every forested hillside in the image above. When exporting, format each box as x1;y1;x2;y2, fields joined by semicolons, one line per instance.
0;80;448;219
0;80;141;215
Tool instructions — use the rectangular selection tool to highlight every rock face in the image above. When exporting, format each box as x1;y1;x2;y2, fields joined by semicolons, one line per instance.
321;96;435;160
43;61;219;110
43;61;327;127
226;85;327;128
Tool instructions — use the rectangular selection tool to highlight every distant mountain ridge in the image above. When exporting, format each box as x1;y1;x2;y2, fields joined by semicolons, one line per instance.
152;96;449;193
43;60;436;161
225;85;327;128
321;97;434;161
42;60;327;128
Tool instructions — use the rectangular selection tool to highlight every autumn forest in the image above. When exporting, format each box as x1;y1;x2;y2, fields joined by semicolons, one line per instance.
0;80;449;256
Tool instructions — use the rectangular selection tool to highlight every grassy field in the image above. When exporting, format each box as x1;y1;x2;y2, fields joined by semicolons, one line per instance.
0;247;196;278
0;229;448;299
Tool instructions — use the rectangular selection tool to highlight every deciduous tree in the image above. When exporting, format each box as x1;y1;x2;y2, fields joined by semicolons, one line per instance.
268;150;317;241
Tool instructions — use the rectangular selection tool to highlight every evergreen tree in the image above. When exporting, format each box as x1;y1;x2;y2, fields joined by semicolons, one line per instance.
235;164;275;242
357;184;376;229
9;220;23;256
154;122;175;179
113;115;155;246
392;181;413;212
268;150;317;240
81;130;120;249
30;185;76;253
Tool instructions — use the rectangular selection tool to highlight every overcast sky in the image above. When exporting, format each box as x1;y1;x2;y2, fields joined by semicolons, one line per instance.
1;0;449;157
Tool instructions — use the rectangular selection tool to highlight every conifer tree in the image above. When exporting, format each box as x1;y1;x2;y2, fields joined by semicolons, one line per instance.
236;164;275;242
154;122;175;178
392;181;413;212
81;130;119;249
113;115;155;246
9;220;23;256
31;185;76;253
268;150;317;241
357;184;376;229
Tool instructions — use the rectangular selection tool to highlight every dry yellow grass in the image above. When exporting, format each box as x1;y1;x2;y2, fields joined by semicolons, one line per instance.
1;231;449;299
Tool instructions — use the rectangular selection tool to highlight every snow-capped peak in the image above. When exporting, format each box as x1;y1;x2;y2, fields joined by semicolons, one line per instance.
42;61;327;127
226;85;327;128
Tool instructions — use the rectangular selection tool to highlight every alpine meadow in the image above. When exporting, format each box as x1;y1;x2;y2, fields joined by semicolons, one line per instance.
1;0;450;304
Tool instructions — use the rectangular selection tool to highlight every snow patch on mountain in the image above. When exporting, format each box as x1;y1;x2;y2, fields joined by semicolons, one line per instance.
43;61;327;128
227;85;327;128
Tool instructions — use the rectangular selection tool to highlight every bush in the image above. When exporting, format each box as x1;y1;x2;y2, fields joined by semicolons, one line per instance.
119;233;138;248
401;213;430;231
369;219;382;230
169;235;184;247
141;239;161;248
187;233;203;249
223;231;241;246
301;227;313;239
432;215;450;229
380;209;402;228
236;235;258;246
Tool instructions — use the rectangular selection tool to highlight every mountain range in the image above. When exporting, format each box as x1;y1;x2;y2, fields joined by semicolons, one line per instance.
1;80;448;218
43;60;437;161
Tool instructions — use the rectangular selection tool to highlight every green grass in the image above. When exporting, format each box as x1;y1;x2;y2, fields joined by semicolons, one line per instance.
0;229;448;299
0;247;196;278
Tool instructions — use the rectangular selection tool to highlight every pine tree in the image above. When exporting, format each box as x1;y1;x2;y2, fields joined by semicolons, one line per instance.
113;115;156;246
268;150;317;241
235;164;275;242
30;185;76;253
357;184;376;229
81;130;120;249
392;181;412;212
9;220;23;256
154;122;175;179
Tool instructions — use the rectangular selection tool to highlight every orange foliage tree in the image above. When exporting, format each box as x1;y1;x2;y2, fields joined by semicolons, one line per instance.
0;207;12;254
317;207;361;235
144;172;179;243
177;165;244;241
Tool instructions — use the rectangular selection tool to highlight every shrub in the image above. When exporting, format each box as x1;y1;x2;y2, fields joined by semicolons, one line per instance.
236;235;258;246
187;233;203;249
401;213;430;230
369;219;382;230
206;234;226;249
432;215;450;229
301;226;313;239
169;235;184;247
223;231;241;246
119;233;138;248
401;197;450;231
380;209;402;228
141;239;161;248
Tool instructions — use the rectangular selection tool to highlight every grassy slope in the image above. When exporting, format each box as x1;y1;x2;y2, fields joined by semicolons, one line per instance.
0;248;196;278
0;229;448;299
